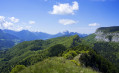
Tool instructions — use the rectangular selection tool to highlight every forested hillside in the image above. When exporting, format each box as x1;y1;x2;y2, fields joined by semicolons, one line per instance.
83;29;119;72
0;35;118;73
0;35;81;73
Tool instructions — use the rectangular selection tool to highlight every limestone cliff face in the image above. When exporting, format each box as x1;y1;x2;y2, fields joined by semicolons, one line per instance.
95;27;119;42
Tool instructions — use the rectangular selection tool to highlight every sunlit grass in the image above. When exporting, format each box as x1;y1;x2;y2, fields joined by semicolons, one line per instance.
19;57;98;73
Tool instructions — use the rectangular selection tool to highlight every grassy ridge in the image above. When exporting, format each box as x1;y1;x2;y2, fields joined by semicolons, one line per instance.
12;57;98;73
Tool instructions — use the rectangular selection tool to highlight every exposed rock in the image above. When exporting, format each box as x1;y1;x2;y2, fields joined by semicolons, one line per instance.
95;26;119;42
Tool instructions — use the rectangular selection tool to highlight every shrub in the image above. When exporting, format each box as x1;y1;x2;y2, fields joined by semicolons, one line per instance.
64;51;77;60
70;60;80;66
10;65;26;73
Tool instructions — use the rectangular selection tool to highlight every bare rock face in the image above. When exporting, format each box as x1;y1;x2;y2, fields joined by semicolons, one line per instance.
95;26;119;42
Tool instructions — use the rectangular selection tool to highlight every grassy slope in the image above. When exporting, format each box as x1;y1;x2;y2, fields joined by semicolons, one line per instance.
0;35;81;73
3;35;80;61
18;57;98;73
81;34;96;47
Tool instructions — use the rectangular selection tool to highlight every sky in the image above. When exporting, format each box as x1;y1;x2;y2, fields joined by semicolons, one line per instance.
0;0;119;34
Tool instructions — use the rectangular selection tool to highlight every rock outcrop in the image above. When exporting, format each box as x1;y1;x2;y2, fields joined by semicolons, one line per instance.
95;26;119;42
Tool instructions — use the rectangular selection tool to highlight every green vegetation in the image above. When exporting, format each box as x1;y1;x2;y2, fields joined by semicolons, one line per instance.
10;65;26;73
63;50;78;60
0;35;81;73
48;44;67;56
80;50;118;73
0;34;119;73
18;57;98;73
93;42;119;70
82;34;96;47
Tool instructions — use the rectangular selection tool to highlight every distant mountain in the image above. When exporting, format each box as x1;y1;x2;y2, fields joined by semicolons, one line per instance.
3;30;88;41
0;29;18;40
54;31;88;38
0;29;88;50
0;29;21;50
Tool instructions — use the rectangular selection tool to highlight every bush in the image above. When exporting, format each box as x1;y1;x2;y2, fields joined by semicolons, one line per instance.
64;51;77;60
70;60;80;66
10;65;26;73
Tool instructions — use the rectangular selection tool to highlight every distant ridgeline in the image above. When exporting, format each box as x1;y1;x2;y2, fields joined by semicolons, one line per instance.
0;29;87;50
95;26;119;42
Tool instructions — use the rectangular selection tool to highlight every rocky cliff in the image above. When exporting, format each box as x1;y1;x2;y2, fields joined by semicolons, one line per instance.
95;26;119;42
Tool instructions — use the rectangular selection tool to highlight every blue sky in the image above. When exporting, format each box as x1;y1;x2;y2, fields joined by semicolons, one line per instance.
0;0;119;34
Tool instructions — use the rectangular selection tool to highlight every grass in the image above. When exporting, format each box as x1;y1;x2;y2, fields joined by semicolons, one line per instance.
19;57;98;73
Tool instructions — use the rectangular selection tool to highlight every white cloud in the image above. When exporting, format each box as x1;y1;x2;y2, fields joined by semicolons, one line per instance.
0;16;14;29
0;16;32;31
3;21;13;28
88;23;100;26
59;19;77;25
9;17;19;23
49;1;79;15
0;16;5;21
29;21;35;24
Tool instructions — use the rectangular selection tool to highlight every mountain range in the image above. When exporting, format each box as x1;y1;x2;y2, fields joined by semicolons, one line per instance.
3;29;88;41
0;29;87;50
0;29;21;50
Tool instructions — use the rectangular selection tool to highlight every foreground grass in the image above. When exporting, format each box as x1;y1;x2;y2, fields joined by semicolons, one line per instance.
18;57;98;73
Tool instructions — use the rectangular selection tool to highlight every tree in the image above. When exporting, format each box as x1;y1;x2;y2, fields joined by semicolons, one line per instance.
48;44;67;57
